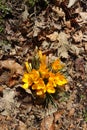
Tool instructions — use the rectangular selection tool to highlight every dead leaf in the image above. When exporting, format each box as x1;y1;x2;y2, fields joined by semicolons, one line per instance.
58;32;69;45
33;16;45;37
0;86;3;92
65;84;70;91
40;115;54;130
67;0;78;8
0;86;3;96
75;58;85;74
69;124;75;129
41;41;49;49
54;111;63;123
9;78;17;88
84;43;87;51
69;108;75;117
79;12;87;21
73;30;83;43
0;71;10;84
83;34;87;42
65;21;71;29
69;44;79;55
16;121;27;130
5;21;14;35
22;5;29;21
52;6;65;17
46;32;59;42
82;123;87;130
3;88;15;103
58;32;69;58
0;115;17;130
0;88;15;116
0;60;23;75
58;46;69;58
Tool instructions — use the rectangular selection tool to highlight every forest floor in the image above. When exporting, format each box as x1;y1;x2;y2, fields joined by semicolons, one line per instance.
0;1;87;130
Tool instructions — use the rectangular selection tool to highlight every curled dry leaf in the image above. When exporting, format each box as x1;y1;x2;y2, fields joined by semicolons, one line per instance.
0;60;23;75
52;6;65;17
58;32;69;59
21;5;29;21
73;30;83;43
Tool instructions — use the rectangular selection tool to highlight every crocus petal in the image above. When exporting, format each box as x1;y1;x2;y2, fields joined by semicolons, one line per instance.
22;83;29;89
30;69;40;81
32;84;37;90
46;82;55;93
22;73;30;83
36;89;45;96
55;73;67;86
47;87;55;93
52;59;63;70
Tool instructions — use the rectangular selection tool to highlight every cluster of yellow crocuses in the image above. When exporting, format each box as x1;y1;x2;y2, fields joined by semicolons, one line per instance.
22;51;68;97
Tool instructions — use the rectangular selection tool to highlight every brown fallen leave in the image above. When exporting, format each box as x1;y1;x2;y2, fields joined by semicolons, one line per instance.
73;30;83;43
54;111;64;123
15;121;27;130
46;32;59;42
0;86;3;96
40;115;54;130
0;71;17;87
0;59;23;75
74;58;85;79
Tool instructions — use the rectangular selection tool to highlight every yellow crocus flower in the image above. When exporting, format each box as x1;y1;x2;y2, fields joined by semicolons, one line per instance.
55;73;67;86
36;89;45;96
30;69;40;82
39;64;49;78
22;83;29;89
22;73;33;89
32;78;46;96
22;50;68;99
46;81;55;93
48;72;56;87
52;59;63;71
32;78;46;90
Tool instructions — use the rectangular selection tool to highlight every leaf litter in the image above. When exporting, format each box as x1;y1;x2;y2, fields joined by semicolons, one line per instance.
0;0;87;130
